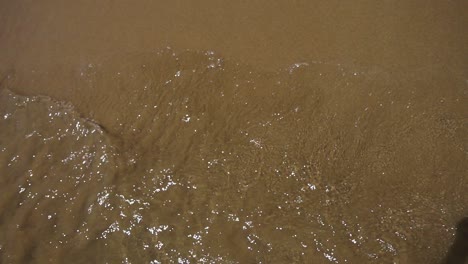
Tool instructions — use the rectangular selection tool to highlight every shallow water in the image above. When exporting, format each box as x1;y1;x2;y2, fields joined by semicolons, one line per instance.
0;1;467;264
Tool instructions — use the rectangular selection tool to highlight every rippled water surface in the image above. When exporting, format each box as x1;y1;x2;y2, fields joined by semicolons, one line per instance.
0;1;467;264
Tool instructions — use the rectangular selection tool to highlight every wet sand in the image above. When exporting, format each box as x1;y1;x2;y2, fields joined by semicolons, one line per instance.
0;0;467;263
